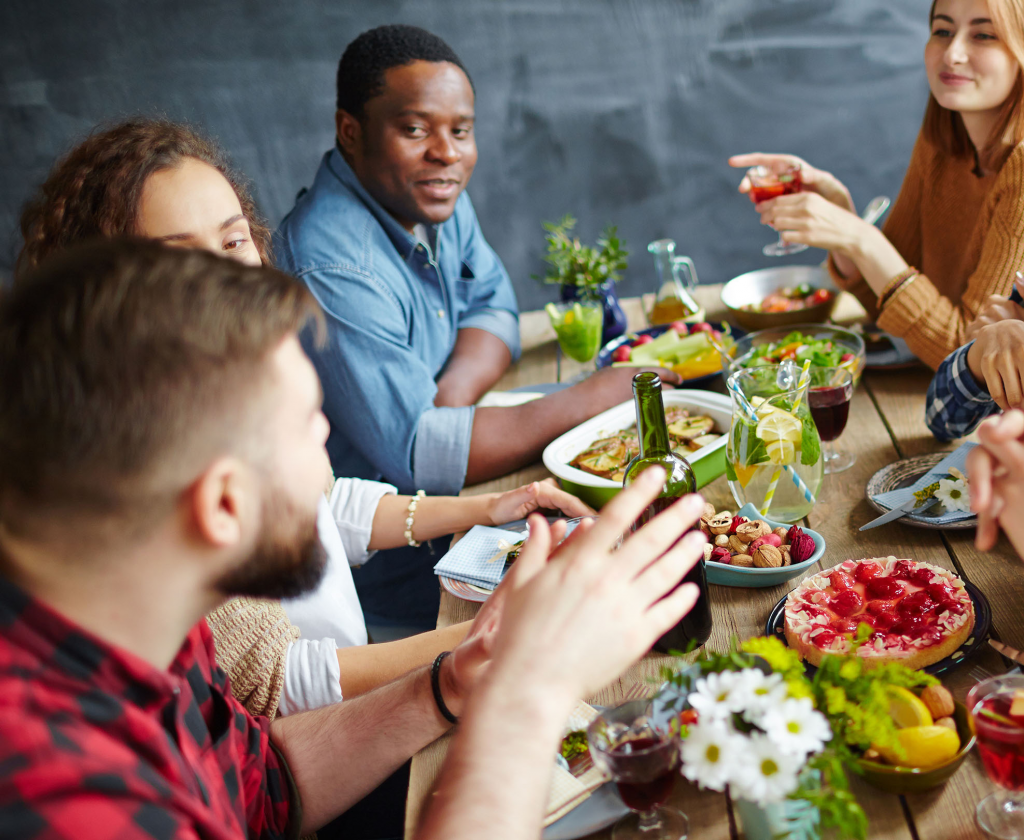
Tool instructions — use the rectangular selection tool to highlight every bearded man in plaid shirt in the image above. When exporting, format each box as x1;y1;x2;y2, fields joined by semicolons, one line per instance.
0;239;706;840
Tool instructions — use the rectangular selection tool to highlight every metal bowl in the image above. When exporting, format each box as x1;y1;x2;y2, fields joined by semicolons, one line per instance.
721;266;838;331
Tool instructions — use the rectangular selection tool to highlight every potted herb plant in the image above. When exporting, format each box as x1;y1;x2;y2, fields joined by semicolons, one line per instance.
537;214;628;345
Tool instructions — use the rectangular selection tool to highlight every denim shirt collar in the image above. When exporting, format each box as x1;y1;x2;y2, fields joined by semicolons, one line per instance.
324;147;440;264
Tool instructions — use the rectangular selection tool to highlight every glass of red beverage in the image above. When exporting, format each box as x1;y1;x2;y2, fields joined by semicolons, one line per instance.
587;700;688;840
968;674;1024;838
807;366;855;474
746;164;809;257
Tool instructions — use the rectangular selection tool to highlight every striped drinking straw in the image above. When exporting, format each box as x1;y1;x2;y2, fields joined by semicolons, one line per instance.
760;360;812;516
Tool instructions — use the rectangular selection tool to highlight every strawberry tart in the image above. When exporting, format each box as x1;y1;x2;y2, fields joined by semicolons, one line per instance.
784;557;975;670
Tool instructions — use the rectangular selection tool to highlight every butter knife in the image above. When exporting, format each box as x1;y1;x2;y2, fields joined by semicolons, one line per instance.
860;496;940;531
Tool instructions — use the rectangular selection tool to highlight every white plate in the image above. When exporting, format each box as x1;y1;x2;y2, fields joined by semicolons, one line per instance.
542;389;733;490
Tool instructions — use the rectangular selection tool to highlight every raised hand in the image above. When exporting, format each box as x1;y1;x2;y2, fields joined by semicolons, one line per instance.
968;410;1024;553
728;152;855;212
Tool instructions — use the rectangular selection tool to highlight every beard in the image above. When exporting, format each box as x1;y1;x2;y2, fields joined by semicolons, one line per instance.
214;485;327;600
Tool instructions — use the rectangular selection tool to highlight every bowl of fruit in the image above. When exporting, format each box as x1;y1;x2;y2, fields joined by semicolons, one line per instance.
730;323;866;386
856;684;975;794
721;265;839;331
597;321;744;388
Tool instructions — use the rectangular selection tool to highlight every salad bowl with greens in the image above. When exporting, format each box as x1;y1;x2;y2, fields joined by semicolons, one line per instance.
729;323;866;386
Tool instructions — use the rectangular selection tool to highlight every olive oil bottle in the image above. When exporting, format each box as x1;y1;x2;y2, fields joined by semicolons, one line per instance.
622;371;712;651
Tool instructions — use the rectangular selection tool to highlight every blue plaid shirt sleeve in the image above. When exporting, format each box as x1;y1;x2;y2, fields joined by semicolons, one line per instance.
926;341;998;441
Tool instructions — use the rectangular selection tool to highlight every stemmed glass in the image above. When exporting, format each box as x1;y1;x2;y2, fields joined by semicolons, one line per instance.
587;700;688;840
807;367;855;474
746;164;808;257
969;675;1024;838
546;299;604;381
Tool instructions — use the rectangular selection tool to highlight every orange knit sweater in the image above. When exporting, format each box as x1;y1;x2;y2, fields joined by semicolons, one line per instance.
830;132;1024;369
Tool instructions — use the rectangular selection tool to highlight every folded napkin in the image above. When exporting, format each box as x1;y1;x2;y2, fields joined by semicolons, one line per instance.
871;442;976;525
545;702;609;826
432;525;525;589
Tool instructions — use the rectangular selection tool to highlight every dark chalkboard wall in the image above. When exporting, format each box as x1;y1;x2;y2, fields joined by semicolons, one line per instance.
2;0;931;308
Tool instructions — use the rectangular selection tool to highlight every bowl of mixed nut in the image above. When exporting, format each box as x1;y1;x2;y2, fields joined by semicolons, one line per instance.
700;502;825;588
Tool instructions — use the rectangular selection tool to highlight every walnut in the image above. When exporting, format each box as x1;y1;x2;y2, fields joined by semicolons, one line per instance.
731;553;754;567
752;545;783;568
736;520;770;544
934;716;957;732
779;545;792;566
708;512;733;535
773;527;790;543
699;517;713;539
920;685;955;719
702;502;717;520
728;535;747;554
714;534;730;547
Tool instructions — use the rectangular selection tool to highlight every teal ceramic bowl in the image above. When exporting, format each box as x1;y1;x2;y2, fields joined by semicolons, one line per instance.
706;503;825;588
856;702;975;794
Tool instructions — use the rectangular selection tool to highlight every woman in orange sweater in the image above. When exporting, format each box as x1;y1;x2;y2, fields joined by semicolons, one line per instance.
730;0;1024;370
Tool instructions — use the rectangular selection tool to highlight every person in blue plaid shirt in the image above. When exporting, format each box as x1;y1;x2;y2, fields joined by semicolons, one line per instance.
927;281;1024;441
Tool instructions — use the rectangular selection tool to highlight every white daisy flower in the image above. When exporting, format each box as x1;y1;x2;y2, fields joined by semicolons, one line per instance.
731;732;803;805
760;697;832;757
689;671;746;721
935;477;970;513
733;670;788;724
680;721;743;792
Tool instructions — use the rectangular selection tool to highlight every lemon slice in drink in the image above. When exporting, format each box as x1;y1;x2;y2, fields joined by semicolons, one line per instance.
765;440;796;465
756;410;802;445
888;687;933;729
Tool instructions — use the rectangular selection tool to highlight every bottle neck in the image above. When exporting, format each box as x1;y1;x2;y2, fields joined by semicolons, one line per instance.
633;375;670;458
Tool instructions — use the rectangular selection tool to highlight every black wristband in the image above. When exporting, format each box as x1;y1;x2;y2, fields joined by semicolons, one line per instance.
430;651;459;725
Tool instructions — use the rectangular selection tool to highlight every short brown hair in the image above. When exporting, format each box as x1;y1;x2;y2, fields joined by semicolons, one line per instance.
16;119;272;278
923;0;1024;172
0;239;321;532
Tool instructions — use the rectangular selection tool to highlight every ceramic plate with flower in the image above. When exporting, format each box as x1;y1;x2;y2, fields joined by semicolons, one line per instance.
865;453;977;531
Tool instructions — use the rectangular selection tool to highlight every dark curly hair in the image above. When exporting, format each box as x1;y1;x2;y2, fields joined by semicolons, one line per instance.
336;24;473;118
16;119;272;278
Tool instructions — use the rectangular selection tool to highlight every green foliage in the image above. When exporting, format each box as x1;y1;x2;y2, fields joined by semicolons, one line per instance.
536;214;628;292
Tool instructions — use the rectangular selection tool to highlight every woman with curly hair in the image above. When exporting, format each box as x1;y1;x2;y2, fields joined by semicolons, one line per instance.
17;118;591;719
730;0;1024;370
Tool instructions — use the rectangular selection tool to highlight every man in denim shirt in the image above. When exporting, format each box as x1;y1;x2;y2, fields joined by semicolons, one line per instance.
276;26;674;631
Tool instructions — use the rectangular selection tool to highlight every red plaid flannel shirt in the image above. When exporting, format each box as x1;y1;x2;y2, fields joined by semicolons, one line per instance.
0;576;300;840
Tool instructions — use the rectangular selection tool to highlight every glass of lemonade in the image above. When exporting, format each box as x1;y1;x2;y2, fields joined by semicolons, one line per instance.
546;299;604;365
726;365;823;523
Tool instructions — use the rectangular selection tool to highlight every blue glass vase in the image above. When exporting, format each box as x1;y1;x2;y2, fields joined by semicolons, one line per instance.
559;282;627;346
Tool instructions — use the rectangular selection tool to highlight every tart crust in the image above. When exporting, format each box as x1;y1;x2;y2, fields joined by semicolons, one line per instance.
784;557;975;671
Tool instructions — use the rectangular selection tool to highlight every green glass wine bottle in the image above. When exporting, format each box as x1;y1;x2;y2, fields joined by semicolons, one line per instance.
622;371;712;651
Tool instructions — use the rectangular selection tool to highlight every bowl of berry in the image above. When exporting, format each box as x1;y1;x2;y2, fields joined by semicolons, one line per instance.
699;502;825;587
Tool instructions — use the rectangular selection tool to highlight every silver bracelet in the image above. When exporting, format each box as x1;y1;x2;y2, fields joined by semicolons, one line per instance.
404;490;426;547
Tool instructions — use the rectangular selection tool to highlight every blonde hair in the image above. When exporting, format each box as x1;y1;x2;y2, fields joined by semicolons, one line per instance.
923;0;1024;171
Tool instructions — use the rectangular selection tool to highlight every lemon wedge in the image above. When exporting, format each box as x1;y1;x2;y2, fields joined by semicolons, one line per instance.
874;725;961;768
757;411;802;445
765;439;796;466
889;686;934;729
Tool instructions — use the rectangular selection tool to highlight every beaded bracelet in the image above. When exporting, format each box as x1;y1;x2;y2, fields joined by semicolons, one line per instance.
878;267;918;310
404;489;426;547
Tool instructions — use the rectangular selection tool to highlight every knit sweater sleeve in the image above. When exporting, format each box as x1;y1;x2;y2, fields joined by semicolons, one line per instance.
877;144;1024;369
827;133;928;318
206;597;300;720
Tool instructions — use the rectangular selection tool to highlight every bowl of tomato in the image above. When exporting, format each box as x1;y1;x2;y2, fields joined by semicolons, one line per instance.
721;265;839;331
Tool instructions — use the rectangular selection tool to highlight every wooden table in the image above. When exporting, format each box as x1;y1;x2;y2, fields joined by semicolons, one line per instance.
405;286;1023;840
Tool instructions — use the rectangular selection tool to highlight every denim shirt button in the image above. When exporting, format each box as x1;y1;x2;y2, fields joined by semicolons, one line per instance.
437;309;445;318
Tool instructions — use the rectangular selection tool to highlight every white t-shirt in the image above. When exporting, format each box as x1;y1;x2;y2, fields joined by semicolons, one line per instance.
276;477;397;716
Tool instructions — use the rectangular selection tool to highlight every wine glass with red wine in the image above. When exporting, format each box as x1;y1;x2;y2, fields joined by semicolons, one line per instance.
968;674;1024;838
808;366;855;474
587;700;688;840
746;164;809;257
